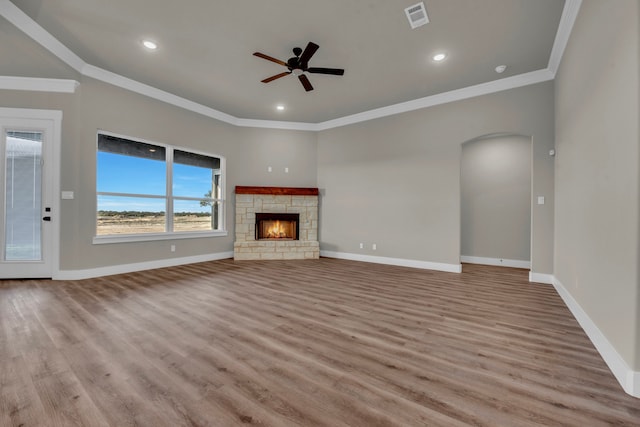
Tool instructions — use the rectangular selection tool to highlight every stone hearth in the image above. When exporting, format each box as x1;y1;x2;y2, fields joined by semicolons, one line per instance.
233;186;319;260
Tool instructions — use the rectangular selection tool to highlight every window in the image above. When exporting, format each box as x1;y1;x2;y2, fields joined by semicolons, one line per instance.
95;132;225;241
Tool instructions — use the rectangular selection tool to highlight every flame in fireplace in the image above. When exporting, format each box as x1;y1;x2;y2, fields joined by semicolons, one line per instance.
266;220;289;239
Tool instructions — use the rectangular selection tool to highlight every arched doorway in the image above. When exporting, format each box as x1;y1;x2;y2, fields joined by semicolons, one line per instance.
460;134;532;268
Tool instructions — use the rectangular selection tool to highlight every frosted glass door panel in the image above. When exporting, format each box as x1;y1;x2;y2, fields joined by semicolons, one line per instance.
4;131;43;261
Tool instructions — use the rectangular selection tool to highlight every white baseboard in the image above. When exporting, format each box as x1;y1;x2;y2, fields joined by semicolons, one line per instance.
320;251;462;273
552;277;639;398
460;255;531;269
54;251;234;280
528;271;554;284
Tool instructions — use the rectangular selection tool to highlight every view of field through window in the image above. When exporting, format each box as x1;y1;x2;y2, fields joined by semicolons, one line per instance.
96;133;222;236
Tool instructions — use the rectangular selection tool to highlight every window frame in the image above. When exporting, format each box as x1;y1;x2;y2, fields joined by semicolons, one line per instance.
93;130;227;244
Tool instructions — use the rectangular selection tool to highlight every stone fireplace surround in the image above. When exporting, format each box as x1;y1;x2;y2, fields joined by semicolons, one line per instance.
233;186;319;260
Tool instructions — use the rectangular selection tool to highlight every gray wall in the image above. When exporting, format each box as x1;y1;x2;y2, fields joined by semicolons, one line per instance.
554;0;639;370
0;78;318;270
2;13;555;277
0;15;78;80
461;135;531;262
317;82;555;273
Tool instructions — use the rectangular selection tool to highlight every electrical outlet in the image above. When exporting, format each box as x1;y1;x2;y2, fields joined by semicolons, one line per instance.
359;243;364;249
170;244;176;252
372;243;377;250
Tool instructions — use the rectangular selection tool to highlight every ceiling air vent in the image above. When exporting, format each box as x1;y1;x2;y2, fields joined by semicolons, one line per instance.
405;2;429;29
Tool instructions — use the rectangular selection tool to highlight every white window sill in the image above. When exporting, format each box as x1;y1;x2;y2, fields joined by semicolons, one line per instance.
93;230;228;245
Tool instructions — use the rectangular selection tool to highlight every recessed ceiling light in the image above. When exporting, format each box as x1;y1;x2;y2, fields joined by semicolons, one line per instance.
142;40;158;50
276;105;285;111
495;65;507;73
432;53;447;62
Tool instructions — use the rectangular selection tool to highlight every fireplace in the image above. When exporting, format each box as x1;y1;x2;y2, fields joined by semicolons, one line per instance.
234;186;319;260
256;213;299;240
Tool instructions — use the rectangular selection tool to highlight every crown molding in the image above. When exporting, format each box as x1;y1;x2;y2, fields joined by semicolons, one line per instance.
1;0;580;132
81;64;239;125
0;67;554;133
315;69;555;131
0;75;79;93
235;118;319;131
0;0;85;73
548;0;583;75
83;65;320;131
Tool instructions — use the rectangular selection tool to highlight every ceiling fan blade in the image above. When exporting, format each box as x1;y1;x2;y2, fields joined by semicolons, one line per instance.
299;42;319;67
253;52;288;67
298;74;314;92
307;67;345;76
261;71;291;83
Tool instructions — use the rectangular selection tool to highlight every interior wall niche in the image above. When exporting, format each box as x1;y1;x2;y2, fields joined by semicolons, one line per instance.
461;134;532;265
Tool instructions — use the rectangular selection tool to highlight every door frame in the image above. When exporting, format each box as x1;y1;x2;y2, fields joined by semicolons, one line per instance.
0;107;61;279
459;133;533;270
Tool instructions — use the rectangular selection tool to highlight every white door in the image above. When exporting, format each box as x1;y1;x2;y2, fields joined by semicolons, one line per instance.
0;112;58;278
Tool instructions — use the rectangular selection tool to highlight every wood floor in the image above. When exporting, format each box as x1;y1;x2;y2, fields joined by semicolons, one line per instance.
1;259;638;426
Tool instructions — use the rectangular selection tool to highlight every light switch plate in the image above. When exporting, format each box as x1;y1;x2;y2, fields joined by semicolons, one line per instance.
61;191;74;200
537;196;545;205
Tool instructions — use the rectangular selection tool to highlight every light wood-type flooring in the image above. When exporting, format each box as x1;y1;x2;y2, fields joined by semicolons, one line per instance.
1;259;638;426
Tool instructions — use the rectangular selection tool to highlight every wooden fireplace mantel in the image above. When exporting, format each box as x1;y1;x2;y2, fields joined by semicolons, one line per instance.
235;186;319;196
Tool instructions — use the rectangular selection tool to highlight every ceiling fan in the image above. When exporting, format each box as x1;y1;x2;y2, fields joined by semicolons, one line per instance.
253;42;345;92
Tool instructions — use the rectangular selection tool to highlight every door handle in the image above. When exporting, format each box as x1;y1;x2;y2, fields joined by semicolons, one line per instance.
42;216;51;221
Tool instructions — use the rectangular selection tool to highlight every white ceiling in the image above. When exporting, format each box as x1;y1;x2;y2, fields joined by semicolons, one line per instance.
2;0;574;126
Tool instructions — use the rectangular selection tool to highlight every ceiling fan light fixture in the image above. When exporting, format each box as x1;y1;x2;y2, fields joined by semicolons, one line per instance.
292;68;304;76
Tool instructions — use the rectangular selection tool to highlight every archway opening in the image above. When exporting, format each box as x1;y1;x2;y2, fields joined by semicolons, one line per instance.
460;134;532;269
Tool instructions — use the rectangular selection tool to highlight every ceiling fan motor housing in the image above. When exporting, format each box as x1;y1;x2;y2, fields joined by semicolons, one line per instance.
287;57;301;70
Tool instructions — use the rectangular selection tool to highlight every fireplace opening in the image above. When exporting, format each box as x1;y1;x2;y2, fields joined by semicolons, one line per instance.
255;213;299;240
